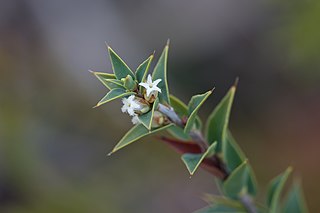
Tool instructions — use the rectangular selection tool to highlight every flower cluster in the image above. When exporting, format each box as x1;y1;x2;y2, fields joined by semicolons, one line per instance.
121;74;162;124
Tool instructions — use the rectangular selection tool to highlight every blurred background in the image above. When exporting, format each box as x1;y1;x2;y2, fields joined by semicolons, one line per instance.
0;0;319;212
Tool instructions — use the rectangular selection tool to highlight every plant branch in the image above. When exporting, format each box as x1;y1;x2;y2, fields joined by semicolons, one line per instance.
157;103;229;180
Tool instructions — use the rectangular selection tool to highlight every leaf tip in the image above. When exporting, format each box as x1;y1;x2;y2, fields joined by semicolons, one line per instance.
92;104;100;109
107;151;113;156
166;38;170;46
233;77;239;88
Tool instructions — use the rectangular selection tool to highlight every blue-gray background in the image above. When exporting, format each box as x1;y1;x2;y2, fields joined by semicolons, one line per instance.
1;0;320;212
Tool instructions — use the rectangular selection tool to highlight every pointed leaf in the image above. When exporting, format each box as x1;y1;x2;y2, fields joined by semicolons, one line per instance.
152;43;170;104
90;71;116;90
138;98;159;130
267;167;292;213
104;79;126;90
111;123;173;153
167;125;191;141
136;54;154;84
223;160;249;199
205;85;236;151
224;131;258;196
181;142;217;175
167;95;201;140
170;94;202;129
108;46;135;80
184;90;212;133
283;181;308;213
95;88;134;107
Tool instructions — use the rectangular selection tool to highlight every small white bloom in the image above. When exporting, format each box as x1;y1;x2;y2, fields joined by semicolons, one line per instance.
131;115;140;124
121;95;140;116
139;74;162;97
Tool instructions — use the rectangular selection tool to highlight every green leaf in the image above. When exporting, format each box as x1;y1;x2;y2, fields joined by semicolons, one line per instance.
224;131;246;171
95;88;135;107
170;94;202;129
205;85;236;151
224;131;258;196
110;123;173;153
104;79;126;90
199;194;247;213
167;125;191;141
195;204;246;213
181;142;217;175
138;98;159;130
90;71;116;89
108;46;135;80
223;160;249;199
136;54;154;84
167;95;202;140
283;181;308;213
184;90;212;133
267;167;293;213
152;42;170;104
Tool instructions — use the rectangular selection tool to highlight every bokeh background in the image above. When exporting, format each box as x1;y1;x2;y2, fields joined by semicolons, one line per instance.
1;0;319;212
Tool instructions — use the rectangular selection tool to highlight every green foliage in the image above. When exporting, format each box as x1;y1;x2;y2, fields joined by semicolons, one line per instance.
108;46;135;80
90;71;116;90
223;160;249;199
138;98;159;130
184;90;212;133
224;132;257;196
105;79;126;90
196;195;247;213
167;94;202;140
136;54;154;85
205;86;235;151
267;167;292;213
152;42;170;105
95;88;135;107
90;43;308;213
110;123;173;154
181;142;216;175
283;181;308;213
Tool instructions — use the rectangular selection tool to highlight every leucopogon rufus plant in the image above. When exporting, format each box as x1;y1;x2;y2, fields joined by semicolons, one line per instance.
90;41;308;213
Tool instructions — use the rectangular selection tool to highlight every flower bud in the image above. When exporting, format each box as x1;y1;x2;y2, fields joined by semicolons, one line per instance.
133;97;150;115
144;91;158;103
121;75;137;91
151;111;165;128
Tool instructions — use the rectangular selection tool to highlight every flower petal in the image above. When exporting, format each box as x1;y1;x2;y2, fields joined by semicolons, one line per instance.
153;79;162;86
147;74;153;84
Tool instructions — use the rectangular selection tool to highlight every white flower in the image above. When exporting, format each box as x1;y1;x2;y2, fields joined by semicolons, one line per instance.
131;115;140;124
139;74;162;97
121;95;140;116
